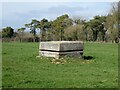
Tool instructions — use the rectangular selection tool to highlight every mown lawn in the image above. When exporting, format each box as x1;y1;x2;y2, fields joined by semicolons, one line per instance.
2;42;118;88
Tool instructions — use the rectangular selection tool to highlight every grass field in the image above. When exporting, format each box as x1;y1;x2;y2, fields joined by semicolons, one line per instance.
2;42;118;88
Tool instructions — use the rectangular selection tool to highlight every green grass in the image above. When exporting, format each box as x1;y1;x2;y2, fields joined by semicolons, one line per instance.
2;42;118;88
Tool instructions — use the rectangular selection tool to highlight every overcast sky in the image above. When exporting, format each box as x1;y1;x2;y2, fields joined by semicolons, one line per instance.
0;1;115;29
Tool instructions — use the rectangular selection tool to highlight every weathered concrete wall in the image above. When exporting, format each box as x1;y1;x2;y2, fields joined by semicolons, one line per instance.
39;41;83;59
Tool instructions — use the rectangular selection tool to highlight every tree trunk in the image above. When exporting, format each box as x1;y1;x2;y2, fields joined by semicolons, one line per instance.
93;31;98;41
21;32;23;42
33;36;36;42
60;29;63;41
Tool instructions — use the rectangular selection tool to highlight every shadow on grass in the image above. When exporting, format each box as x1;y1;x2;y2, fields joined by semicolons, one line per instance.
83;56;94;60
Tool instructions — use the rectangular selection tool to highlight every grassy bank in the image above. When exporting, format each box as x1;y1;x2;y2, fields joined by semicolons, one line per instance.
2;42;118;88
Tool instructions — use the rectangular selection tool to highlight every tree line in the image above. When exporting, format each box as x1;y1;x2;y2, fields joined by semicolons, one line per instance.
1;2;120;43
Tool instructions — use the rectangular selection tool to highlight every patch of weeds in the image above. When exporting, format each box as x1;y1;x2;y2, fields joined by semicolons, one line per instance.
50;59;66;64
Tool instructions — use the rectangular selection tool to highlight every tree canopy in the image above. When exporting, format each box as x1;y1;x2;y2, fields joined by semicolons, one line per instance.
2;2;119;43
2;27;14;38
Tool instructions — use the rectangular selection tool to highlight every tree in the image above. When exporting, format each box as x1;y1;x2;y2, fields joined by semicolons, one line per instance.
0;31;1;36
106;2;119;43
73;18;90;41
119;1;120;42
80;20;90;41
2;27;14;38
52;14;73;41
18;27;25;42
38;18;51;41
89;16;106;41
64;24;83;41
25;19;39;42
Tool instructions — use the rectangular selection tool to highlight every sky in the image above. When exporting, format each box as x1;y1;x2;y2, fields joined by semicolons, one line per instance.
0;1;117;30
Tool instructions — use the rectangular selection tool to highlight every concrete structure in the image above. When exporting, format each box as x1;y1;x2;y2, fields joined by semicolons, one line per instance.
39;41;83;59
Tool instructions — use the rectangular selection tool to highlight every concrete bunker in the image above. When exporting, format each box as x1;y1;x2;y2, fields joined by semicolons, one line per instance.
39;41;83;59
